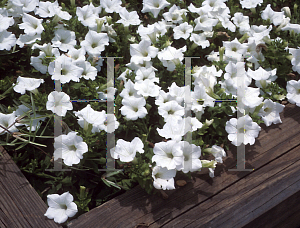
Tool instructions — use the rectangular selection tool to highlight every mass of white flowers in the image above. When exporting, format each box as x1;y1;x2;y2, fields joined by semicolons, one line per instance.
1;0;298;223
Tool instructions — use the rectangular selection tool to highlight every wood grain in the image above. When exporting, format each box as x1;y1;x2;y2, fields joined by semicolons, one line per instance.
0;146;62;228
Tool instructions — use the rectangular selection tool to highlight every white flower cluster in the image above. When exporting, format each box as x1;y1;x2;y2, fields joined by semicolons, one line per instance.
2;0;300;223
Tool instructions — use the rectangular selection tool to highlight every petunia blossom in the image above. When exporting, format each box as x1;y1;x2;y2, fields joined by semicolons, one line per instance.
13;76;44;95
44;192;78;224
141;0;171;18
46;91;73;117
110;137;144;162
152;166;176;190
152;140;184;170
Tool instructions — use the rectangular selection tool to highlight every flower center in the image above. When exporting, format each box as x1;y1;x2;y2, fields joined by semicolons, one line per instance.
69;145;77;151
60;204;68;210
91;43;97;48
238;128;245;133
197;100;204;105
297;89;300;94
168;110;174;115
184;155;189;161
264;107;270;112
154;173;161;178
154;3;159;8
133;107;138;112
232;47;237;52
2;120;8;128
142;51;148;57
166;153;173;159
61;69;67;75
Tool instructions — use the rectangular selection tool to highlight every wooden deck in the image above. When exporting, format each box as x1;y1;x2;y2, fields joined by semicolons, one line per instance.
1;102;300;228
0;146;62;228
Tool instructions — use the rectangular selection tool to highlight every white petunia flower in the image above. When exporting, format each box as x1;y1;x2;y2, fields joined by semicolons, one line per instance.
116;8;141;27
225;115;261;146
288;48;300;74
286;79;300;106
178;141;202;173
141;0;171;18
54;131;88;166
152;166;176;190
158;100;184;122
110;137;144;162
51;29;76;52
120;96;147;120
207;145;226;163
119;79;140;99
76;60;97;81
258;99;285;127
0;30;16;51
155;90;176;107
133;79;160;98
13;76;44;95
0;15;14;32
173;22;193;40
15;104;46;131
18;13;44;35
240;0;263;9
194;15;218;32
46;91;73;117
100;0;122;13
48;55;83;84
34;0;58;18
66;47;86;64
76;4;99;27
189;33;211;49
157;118;192;141
152;140;183;170
11;0;39;13
163;5;187;24
80;30;109;57
135;67;159;84
16;33;41;48
130;39;159;64
0;112;19;135
44;192;78;224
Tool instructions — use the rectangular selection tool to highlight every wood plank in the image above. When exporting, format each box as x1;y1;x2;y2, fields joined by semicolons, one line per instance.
243;185;300;228
0;146;62;228
165;142;300;227
67;103;300;228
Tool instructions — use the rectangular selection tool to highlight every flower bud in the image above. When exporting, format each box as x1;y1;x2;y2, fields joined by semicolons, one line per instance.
281;7;291;18
96;19;104;33
286;55;294;61
79;186;86;200
294;4;298;13
204;119;214;128
70;0;75;7
218;46;225;62
201;160;217;168
238;33;249;43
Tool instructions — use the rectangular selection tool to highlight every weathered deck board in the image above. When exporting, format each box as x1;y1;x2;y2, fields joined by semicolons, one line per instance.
0;146;62;228
67;103;300;228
